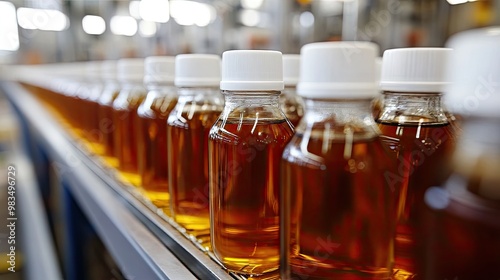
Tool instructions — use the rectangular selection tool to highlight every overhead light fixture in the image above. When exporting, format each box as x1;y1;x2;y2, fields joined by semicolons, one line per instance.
241;0;264;9
170;0;216;27
82;15;106;35
447;0;473;4
129;1;141;19
140;0;170;23
0;1;19;51
110;15;138;36
299;11;314;28
139;20;157;37
239;9;260;27
17;7;69;31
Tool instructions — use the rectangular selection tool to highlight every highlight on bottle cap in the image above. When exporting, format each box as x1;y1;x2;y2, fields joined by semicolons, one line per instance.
283;54;300;87
144;56;175;85
444;27;500;118
380;47;452;93
117;58;145;83
297;41;380;99
174;54;221;87
220;50;284;91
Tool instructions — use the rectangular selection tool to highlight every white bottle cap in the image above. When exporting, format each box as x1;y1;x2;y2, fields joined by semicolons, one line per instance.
85;61;101;79
297;41;379;99
174;54;220;87
144;56;175;85
444;27;500;118
380;48;451;93
283;54;300;87
101;60;117;81
117;58;144;83
220;50;283;91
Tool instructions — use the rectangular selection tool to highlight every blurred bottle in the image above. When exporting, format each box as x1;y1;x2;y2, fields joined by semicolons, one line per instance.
82;61;105;154
112;59;146;186
61;63;87;134
167;55;222;240
209;50;294;275
97;60;120;167
280;54;304;127
137;57;177;209
423;27;500;280
375;48;456;279
281;42;395;280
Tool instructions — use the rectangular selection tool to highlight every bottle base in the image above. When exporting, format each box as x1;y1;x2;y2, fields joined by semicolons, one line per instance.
217;256;279;276
118;171;141;187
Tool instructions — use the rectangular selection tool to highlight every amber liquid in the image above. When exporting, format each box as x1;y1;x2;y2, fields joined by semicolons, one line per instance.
136;94;177;208
377;122;455;278
97;88;120;167
209;119;294;275
112;90;146;186
281;134;395;280
168;110;221;235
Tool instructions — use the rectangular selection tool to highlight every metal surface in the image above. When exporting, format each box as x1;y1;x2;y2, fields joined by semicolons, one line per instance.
1;81;234;280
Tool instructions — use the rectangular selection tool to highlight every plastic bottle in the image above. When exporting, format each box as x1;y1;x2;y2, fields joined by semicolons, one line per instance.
137;56;177;208
112;58;146;186
167;54;223;240
281;42;395;279
376;48;456;279
209;50;294;275
281;54;304;127
422;26;500;280
97;60;121;167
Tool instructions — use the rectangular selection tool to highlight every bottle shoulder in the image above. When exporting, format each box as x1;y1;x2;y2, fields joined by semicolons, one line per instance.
138;93;177;118
113;88;146;110
209;118;294;146
282;131;394;170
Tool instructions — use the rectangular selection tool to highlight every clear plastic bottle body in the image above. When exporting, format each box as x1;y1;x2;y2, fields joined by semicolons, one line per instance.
97;80;121;166
137;85;177;208
280;86;304;127
167;88;223;235
208;91;294;275
422;119;500;279
376;92;456;278
112;82;146;186
281;99;396;280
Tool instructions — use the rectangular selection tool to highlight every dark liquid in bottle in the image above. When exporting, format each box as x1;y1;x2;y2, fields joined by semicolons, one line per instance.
281;134;395;280
209;119;294;275
113;92;145;186
136;95;177;208
423;180;500;280
377;121;455;277
168;110;220;235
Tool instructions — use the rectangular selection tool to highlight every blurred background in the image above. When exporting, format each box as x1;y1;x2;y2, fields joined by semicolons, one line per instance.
0;0;499;65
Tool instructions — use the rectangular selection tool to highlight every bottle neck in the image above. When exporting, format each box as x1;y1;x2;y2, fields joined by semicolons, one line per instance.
300;98;379;140
221;90;285;122
146;84;177;96
377;91;449;124
175;87;223;109
222;90;281;107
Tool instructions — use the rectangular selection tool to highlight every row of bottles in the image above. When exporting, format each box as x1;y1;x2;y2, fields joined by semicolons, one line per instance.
25;26;500;279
